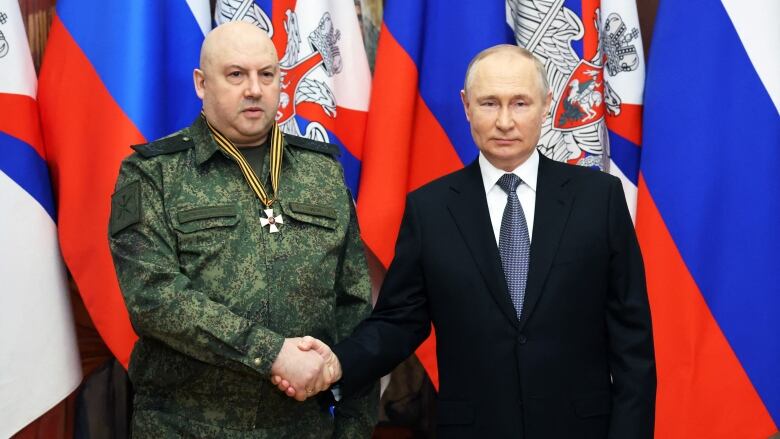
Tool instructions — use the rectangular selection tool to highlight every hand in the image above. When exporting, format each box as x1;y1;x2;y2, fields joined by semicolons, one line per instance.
269;337;327;401
271;336;342;399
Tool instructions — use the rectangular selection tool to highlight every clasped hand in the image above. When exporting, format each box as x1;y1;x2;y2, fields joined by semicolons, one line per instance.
269;336;341;401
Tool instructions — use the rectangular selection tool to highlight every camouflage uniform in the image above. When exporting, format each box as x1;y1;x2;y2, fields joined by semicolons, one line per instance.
109;117;377;438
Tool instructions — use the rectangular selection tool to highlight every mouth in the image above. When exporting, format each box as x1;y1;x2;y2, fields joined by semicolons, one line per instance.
492;138;519;146
242;107;264;118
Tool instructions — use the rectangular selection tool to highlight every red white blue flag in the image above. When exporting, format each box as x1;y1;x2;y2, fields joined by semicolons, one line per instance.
38;0;212;366
0;0;81;435
357;0;644;387
638;0;779;436
215;0;372;195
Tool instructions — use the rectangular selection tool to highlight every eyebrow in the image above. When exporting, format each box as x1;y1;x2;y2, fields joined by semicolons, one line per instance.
476;93;534;101
224;63;278;71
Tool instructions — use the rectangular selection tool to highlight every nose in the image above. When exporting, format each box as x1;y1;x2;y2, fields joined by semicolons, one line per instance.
245;73;262;98
496;106;513;131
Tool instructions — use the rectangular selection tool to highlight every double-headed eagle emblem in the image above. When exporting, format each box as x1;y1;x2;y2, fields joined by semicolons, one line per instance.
508;0;640;170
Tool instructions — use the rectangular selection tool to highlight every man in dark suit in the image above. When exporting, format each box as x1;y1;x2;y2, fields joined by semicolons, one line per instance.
276;44;656;438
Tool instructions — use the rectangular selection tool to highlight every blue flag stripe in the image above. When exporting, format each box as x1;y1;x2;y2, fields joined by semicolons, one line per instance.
608;130;640;185
57;0;205;142
0;132;56;221
386;1;514;165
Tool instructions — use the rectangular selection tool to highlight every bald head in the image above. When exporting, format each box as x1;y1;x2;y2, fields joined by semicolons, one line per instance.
463;44;549;100
200;21;278;72
194;21;282;147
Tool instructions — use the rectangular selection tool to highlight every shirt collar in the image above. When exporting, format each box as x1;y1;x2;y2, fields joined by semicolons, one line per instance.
479;149;539;194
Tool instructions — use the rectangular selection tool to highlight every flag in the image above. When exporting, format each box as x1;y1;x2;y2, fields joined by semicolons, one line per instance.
358;0;645;388
37;0;211;366
0;0;81;436
637;0;779;436
510;0;645;219
215;0;372;195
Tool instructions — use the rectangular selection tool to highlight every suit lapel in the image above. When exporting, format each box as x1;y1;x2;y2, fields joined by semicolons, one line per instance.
446;161;519;328
519;155;574;330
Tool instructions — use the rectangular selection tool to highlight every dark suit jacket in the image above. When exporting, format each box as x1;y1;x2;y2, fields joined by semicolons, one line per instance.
334;155;656;438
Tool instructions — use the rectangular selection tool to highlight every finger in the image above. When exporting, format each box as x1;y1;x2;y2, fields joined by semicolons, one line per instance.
297;337;314;350
275;379;291;392
271;375;281;385
326;365;335;382
286;386;297;397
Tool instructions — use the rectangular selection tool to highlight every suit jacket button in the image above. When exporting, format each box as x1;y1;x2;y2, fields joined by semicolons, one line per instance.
518;334;527;345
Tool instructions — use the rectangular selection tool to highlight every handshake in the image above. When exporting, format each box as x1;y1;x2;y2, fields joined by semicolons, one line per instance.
269;336;341;402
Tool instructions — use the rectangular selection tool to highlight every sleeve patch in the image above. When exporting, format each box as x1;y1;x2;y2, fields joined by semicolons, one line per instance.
110;181;141;236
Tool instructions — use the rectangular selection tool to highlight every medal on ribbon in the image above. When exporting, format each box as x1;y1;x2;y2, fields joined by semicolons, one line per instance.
204;113;285;233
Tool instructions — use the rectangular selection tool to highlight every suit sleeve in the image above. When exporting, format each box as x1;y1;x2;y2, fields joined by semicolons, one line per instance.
331;194;379;438
109;158;285;377
333;194;433;398
605;177;657;439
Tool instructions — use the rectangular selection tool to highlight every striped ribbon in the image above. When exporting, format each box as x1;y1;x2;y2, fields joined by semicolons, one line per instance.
202;113;283;208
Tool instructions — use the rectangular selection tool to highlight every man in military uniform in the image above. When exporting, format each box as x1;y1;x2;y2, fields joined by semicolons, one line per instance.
108;21;377;438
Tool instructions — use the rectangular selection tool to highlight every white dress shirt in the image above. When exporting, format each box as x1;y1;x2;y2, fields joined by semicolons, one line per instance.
479;149;538;245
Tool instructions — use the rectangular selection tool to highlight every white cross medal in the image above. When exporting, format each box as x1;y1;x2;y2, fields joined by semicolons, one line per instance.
260;208;284;233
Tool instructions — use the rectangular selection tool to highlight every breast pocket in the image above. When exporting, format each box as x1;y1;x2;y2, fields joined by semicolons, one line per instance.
278;200;343;297
284;201;338;230
171;204;241;257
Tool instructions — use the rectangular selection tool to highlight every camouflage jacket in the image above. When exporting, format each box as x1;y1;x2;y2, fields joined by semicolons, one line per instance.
109;117;377;438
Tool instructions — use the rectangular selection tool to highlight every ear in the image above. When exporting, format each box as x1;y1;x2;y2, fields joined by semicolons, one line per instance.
542;90;553;116
460;89;471;122
193;68;206;100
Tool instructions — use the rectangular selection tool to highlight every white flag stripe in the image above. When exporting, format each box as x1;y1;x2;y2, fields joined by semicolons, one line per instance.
0;172;82;439
186;0;212;37
609;158;637;222
294;0;372;111
0;1;81;436
721;0;780;114
0;1;36;98
600;0;645;104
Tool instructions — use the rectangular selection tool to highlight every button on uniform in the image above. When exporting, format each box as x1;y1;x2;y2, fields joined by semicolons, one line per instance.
518;334;527;345
253;357;261;366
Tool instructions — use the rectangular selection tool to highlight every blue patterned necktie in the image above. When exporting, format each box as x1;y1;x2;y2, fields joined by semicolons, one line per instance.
497;173;530;319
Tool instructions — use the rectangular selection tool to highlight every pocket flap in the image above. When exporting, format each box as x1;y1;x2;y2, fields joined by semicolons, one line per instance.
173;205;239;233
282;201;337;230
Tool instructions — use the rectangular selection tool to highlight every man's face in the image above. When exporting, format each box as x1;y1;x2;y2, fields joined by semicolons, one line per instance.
461;53;551;171
194;30;280;147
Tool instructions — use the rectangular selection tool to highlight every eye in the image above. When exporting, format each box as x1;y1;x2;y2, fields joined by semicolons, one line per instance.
480;101;497;108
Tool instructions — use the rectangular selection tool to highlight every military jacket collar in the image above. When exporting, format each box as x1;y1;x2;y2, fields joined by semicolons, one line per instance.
189;116;297;168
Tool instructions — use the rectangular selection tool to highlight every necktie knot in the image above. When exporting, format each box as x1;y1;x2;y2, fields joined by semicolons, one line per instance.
497;173;521;194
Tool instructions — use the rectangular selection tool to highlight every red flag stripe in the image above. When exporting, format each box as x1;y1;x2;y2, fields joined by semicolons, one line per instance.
38;16;140;366
636;176;776;438
0;94;44;158
606;102;642;146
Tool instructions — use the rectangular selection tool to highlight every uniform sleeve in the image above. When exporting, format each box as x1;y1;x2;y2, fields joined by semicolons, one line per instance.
604;177;656;439
109;158;285;376
331;194;379;438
